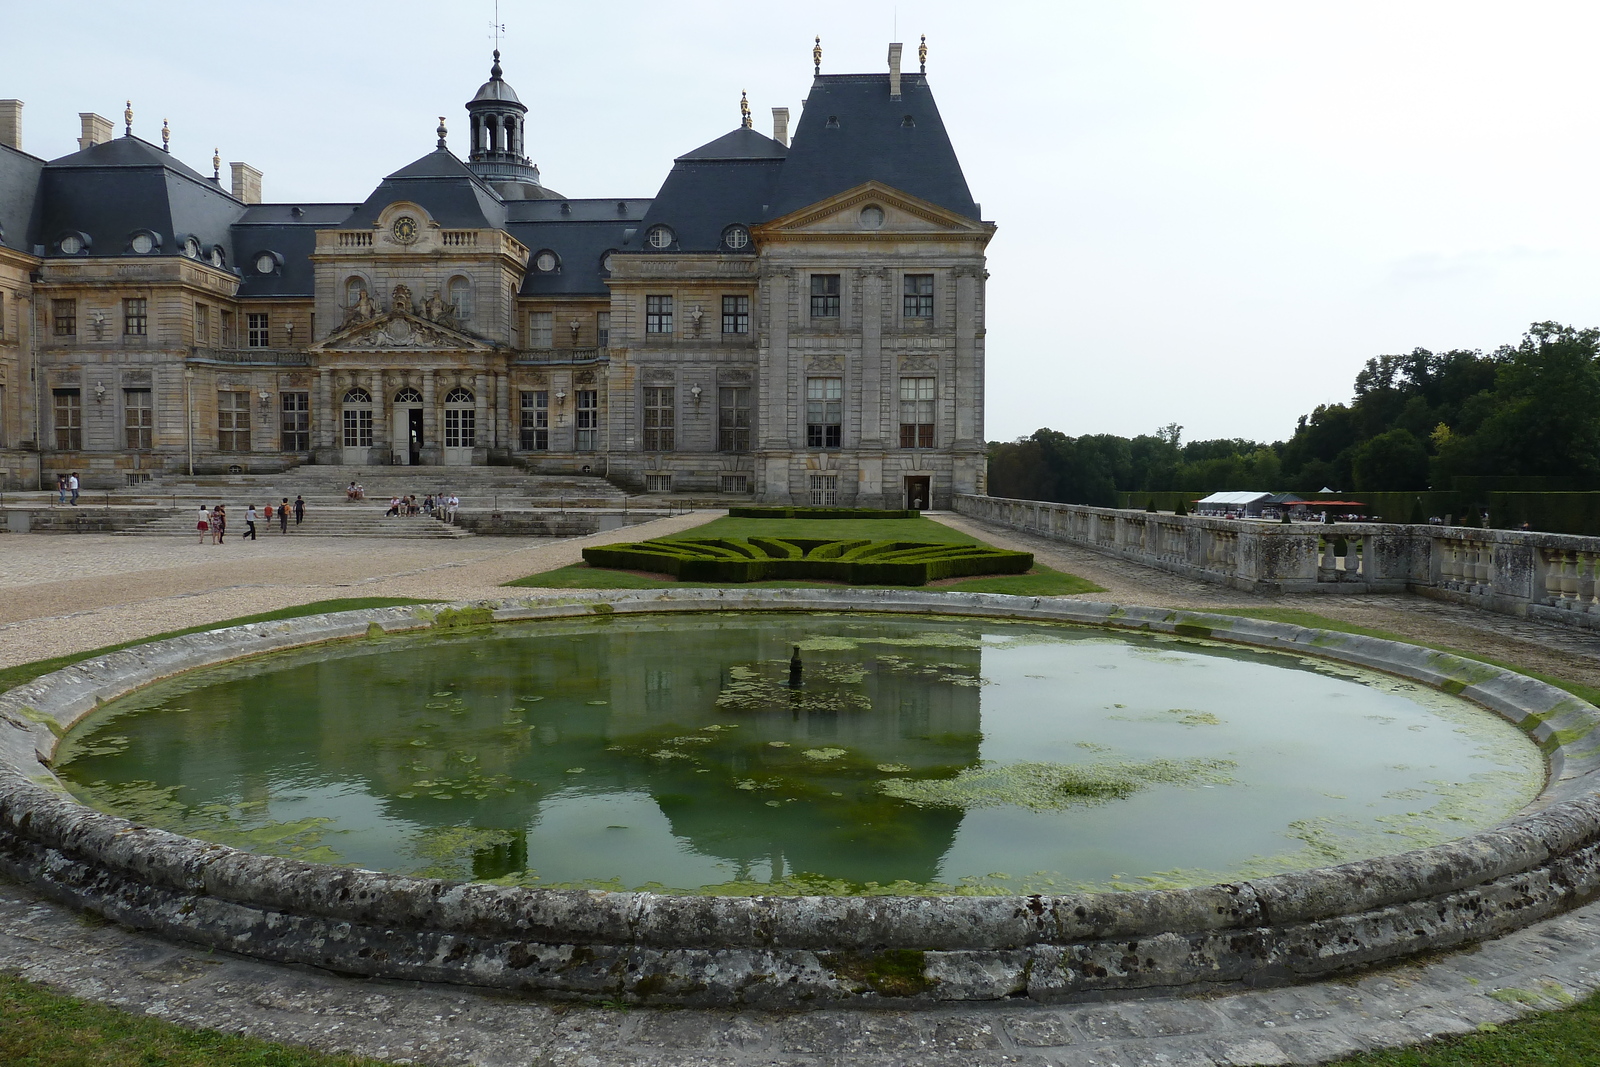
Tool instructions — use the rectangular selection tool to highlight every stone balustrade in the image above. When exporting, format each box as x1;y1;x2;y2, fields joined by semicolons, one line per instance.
956;494;1600;631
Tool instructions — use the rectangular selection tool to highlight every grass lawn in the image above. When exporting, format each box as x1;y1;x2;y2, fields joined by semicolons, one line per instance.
505;514;1105;597
0;596;435;695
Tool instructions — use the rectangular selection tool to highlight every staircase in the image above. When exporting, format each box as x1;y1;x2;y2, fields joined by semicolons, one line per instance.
121;506;476;539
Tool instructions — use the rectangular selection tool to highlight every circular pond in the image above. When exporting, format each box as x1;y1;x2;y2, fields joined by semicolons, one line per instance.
55;612;1543;896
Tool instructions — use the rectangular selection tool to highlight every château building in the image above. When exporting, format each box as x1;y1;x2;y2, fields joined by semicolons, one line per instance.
0;39;993;506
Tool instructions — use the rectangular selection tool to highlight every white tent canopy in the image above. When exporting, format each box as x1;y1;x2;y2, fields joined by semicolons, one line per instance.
1195;491;1273;506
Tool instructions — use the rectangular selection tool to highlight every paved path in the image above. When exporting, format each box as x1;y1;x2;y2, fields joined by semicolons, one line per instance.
0;511;720;669
5;511;1600;1065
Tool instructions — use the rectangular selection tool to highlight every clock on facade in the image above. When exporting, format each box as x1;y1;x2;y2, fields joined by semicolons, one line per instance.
391;216;419;243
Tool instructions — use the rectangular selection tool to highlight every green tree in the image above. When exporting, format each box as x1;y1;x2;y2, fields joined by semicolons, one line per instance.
1351;428;1429;491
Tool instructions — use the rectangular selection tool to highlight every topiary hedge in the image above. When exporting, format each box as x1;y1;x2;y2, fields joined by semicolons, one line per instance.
582;537;1032;585
726;507;921;519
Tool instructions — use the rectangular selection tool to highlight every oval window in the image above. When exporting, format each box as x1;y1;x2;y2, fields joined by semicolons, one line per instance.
209;247;225;268
601;251;616;272
859;206;885;230
131;233;154;254
646;226;673;249
183;236;201;259
255;253;276;275
536;251;558;272
59;234;82;255
723;225;750;249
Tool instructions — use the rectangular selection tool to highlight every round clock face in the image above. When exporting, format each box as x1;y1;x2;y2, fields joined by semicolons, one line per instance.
391;216;419;244
255;253;276;274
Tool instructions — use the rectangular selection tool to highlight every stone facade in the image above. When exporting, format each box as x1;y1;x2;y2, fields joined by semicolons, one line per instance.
0;45;993;503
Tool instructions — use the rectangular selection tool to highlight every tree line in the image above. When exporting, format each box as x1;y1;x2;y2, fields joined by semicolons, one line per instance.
988;321;1600;507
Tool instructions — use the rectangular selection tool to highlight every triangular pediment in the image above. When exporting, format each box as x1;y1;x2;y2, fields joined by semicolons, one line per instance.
313;309;494;353
755;181;993;237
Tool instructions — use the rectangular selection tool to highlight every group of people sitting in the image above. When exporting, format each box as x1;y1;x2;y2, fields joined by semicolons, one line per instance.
384;493;459;521
345;482;366;501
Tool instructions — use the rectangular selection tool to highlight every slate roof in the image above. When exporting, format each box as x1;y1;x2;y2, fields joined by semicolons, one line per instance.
0;142;43;253
638;154;782;253
676;126;788;162
233;203;355;298
343;149;506;231
506;199;651;295
767;73;979;221
32;135;246;261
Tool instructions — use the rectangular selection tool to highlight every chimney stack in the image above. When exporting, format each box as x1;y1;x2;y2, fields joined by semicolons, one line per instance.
78;113;113;151
772;107;790;147
888;43;903;100
231;161;262;204
0;100;21;151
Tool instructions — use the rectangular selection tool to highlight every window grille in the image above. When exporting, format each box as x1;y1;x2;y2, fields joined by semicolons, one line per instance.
903;274;934;319
281;392;310;451
806;377;842;448
575;389;599;451
899;376;935;448
643;387;675;451
217;391;251;452
520;391;549;450
124;297;148;337
53;299;76;336
810;274;840;319
718;386;750;452
809;474;839;506
645;295;673;334
721;295;749;334
53;389;81;449
246;312;269;348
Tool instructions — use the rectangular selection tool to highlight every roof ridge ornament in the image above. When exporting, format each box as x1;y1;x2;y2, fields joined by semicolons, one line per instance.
740;90;751;129
124;100;132;137
814;36;822;76
437;115;448;150
491;48;502;80
161;118;170;153
919;34;927;74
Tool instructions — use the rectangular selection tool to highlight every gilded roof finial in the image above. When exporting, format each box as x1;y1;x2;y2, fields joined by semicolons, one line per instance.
919;34;927;74
124;100;133;136
814;36;822;76
740;90;751;129
161;118;170;152
436;116;448;150
212;147;221;180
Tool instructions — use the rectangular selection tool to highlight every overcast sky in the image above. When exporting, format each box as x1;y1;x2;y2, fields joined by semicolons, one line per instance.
9;1;1599;444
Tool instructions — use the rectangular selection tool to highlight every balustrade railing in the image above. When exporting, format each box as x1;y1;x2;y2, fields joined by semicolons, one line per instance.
188;347;310;366
337;232;372;248
1538;548;1600;616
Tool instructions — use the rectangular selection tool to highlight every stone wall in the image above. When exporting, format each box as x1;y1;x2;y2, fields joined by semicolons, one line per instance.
957;494;1600;632
2;589;1599;1006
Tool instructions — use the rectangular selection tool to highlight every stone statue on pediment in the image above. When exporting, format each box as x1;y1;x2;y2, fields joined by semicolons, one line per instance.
391;284;413;315
341;287;376;328
422;289;446;322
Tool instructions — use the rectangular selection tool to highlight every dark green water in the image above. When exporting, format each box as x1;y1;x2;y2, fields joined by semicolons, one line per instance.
55;613;1544;895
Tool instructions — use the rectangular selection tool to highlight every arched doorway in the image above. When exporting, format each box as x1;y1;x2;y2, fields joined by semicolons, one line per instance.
341;387;373;465
392;387;423;465
443;387;476;466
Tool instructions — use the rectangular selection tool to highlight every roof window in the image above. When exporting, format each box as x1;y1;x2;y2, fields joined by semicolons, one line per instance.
826;115;840;128
722;225;750;250
535;250;559;272
646;226;674;250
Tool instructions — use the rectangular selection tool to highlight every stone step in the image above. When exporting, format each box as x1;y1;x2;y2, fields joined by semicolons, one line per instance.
118;509;475;539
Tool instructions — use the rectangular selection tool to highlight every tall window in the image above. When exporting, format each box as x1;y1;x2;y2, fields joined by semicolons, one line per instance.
52;299;76;336
810;274;840;319
449;277;471;322
575;389;599;451
220;310;234;346
806;377;842;448
217;391;251;452
281;392;310;451
645;295;672;334
528;311;553;347
903;274;934;320
899;377;935;448
444;387;476;448
722;295;749;334
643;387;675;451
195;303;210;345
718;386;751;452
596;311;610;347
53;389;81;450
124;297;148;336
809;474;839;506
124;389;153;449
344;276;366;307
246;312;270;348
342;387;373;447
520;390;549;450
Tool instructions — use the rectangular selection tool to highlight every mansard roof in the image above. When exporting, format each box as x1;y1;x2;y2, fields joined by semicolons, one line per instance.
637;155;782;253
0;142;44;253
32;135;246;261
767;73;979;221
344;148;506;231
233;203;355;298
676;126;788;162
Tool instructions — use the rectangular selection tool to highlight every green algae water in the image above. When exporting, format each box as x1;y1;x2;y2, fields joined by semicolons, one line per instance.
54;613;1544;895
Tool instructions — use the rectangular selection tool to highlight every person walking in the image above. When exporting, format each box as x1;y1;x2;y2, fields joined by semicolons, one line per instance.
68;472;79;506
213;505;226;544
294;495;305;526
197;505;210;544
263;502;274;529
56;475;67;506
244;504;258;540
280;498;290;534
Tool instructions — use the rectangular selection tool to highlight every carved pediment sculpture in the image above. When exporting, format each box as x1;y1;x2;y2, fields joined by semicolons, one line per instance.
391;284;413;315
341;288;377;328
312;307;491;353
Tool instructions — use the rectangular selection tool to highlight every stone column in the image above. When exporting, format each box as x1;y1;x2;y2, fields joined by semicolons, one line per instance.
369;370;386;464
860;268;885;448
494;371;510;452
474;372;489;459
953;267;980;449
315;368;333;453
422;371;437;464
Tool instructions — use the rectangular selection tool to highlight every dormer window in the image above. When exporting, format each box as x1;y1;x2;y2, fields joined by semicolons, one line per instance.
646;226;674;249
130;233;155;255
254;252;278;275
183;236;201;259
209;246;225;269
722;225;750;250
58;233;85;255
535;250;559;272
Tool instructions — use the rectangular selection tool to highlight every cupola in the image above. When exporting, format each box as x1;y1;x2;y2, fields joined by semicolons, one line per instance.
464;50;552;199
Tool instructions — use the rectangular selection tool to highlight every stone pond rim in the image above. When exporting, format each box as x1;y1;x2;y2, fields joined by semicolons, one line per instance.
2;588;1599;1007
